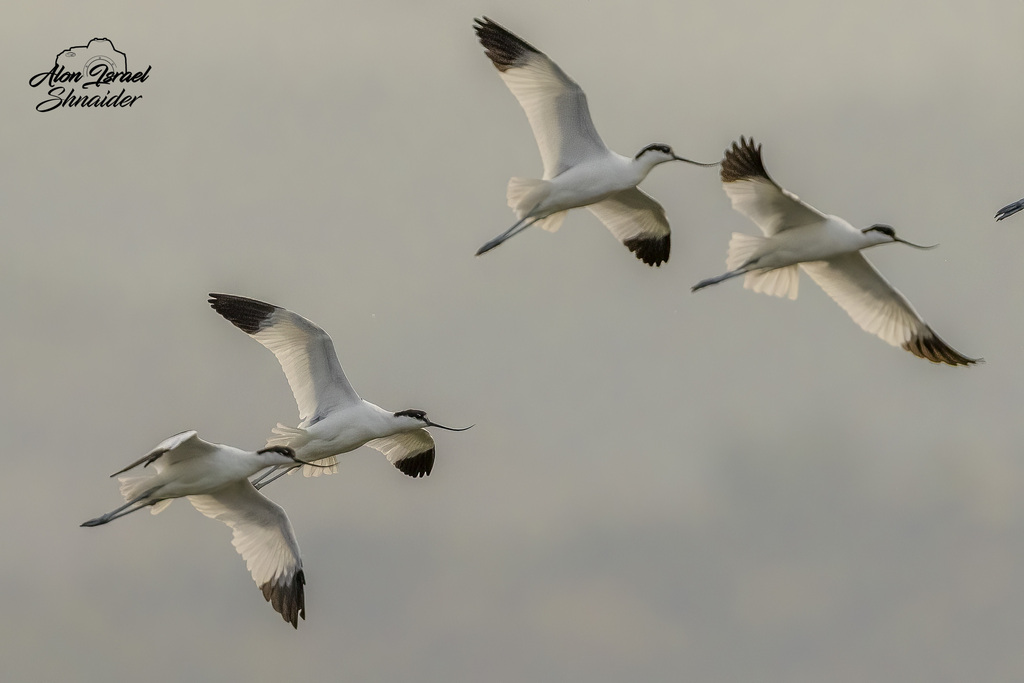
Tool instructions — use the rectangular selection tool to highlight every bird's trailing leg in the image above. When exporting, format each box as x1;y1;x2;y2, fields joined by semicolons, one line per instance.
476;216;541;256
250;464;294;489
691;267;751;293
80;487;161;527
251;458;339;491
995;198;1024;221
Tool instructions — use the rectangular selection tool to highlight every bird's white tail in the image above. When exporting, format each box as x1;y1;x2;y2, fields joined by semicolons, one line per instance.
268;423;310;449
268;424;337;477
117;475;173;514
506;178;564;232
725;232;800;300
506;177;547;217
725;232;766;270
534;211;567;233
744;266;799;299
302;456;338;478
118;474;152;502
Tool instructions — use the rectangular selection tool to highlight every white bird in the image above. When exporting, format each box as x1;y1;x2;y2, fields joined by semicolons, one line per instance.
208;293;471;487
473;17;715;266
692;137;979;366
81;430;309;628
995;197;1024;221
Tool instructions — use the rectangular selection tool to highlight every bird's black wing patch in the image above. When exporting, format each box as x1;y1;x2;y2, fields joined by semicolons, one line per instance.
260;569;306;629
474;17;543;72
624;234;670;267
209;293;277;335
394;447;435;478
903;329;980;367
721;136;776;185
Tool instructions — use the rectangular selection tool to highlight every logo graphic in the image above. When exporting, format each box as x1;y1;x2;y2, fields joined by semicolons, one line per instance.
28;38;151;113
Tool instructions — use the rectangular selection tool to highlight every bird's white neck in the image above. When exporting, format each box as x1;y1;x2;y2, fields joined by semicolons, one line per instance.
857;230;896;249
365;402;425;437
628;153;675;185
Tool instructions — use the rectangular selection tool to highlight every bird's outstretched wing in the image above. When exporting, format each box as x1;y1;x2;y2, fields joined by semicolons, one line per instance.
188;481;306;628
586;188;671;266
110;430;217;476
209;294;361;426
721;137;827;236
801;254;979;366
475;17;609;179
365;429;436;478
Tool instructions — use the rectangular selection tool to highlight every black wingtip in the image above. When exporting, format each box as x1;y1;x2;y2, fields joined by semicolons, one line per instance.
721;136;774;185
261;569;306;629
474;17;541;72
394;448;435;478
902;330;981;367
623;234;670;266
208;293;277;335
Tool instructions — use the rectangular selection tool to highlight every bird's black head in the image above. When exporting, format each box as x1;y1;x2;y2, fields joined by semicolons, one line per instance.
635;143;674;160
257;445;298;458
394;409;474;432
863;223;896;238
862;223;938;250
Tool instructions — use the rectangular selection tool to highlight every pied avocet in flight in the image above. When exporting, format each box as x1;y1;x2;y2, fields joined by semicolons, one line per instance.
81;430;309;628
208;294;471;487
995;197;1024;221
692;137;979;366
473;17;716;266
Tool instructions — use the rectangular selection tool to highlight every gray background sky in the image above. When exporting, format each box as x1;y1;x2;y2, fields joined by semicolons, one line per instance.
3;1;1023;681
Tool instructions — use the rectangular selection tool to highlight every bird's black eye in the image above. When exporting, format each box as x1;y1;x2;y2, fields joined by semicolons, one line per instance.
867;224;895;237
395;409;427;420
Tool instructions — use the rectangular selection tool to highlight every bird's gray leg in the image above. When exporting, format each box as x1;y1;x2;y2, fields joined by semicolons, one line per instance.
253;464;300;490
476;216;542;256
250;465;281;488
81;487;161;527
995;198;1024;221
691;267;750;292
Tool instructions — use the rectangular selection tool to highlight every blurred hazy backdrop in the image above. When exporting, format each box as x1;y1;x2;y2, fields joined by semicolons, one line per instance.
3;1;1023;681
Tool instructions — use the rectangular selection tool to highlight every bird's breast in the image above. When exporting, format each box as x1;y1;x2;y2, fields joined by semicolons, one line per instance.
299;406;390;458
543;157;635;212
763;222;864;267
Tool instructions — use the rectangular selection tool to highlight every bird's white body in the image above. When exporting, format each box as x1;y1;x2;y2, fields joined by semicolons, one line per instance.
82;430;308;627
120;442;291;502
209;293;468;483
474;17;714;266
737;217;894;272
269;401;427;466
527;151;664;216
693;137;978;366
